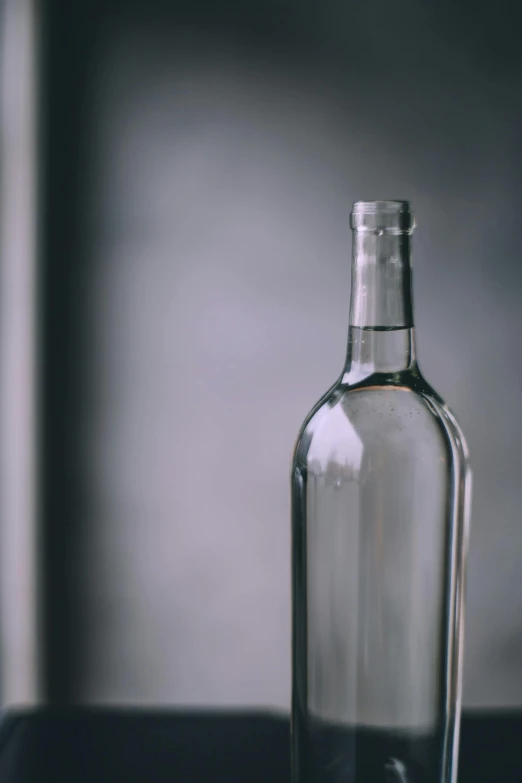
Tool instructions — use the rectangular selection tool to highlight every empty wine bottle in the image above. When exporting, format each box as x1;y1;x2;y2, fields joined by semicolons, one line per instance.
291;201;472;783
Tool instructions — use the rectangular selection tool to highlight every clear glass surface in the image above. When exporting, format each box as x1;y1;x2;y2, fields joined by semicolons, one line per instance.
291;202;471;783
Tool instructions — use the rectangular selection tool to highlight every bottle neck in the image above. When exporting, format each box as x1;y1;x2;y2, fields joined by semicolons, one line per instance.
349;231;413;330
343;225;416;381
343;326;417;382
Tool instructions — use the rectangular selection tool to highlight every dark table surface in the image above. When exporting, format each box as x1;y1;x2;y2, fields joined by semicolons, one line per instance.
0;709;519;782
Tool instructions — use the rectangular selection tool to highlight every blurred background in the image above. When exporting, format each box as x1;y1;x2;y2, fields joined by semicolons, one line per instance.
1;0;521;713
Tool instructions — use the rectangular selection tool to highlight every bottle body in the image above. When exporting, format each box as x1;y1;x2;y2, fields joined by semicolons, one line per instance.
291;203;471;783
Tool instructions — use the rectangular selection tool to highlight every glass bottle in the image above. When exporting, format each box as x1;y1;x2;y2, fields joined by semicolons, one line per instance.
291;201;471;783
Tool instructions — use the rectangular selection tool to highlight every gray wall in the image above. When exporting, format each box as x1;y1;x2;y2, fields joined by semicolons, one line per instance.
71;13;522;709
3;0;522;710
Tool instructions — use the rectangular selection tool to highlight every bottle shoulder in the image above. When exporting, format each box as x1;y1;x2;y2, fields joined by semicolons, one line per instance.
292;370;470;474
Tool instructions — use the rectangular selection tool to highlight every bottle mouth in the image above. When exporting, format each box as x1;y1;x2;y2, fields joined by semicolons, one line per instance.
350;200;415;234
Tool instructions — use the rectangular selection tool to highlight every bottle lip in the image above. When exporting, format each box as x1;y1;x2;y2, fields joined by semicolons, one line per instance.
350;200;415;234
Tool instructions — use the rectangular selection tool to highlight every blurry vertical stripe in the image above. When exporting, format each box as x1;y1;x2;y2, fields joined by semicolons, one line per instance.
0;0;41;704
